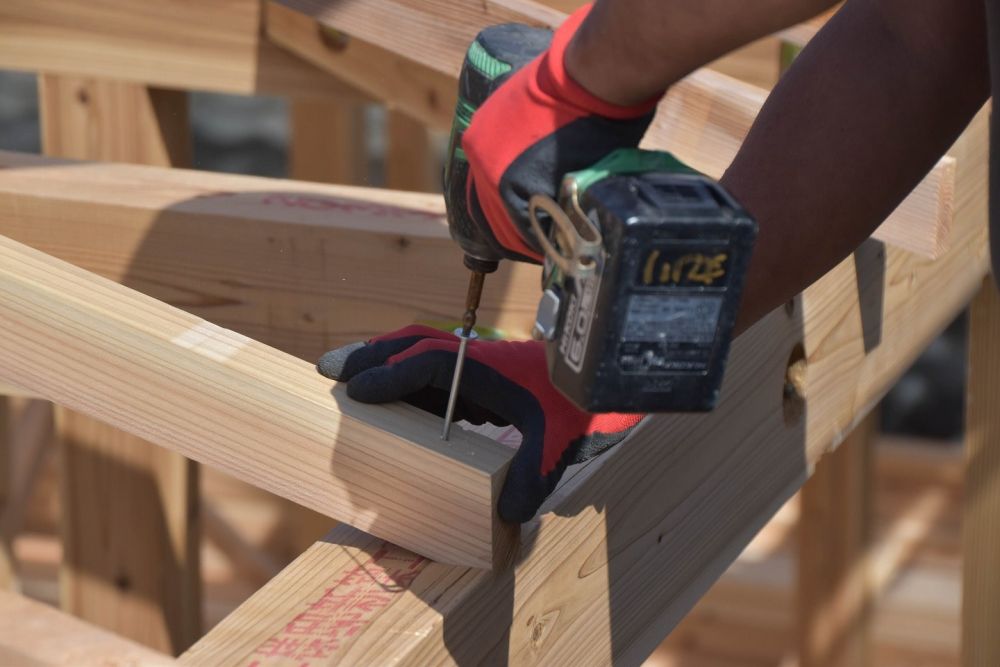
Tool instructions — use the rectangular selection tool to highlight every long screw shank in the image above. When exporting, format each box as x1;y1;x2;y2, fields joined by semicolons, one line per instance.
442;270;487;440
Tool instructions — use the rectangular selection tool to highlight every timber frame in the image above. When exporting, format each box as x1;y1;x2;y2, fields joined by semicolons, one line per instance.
0;1;996;665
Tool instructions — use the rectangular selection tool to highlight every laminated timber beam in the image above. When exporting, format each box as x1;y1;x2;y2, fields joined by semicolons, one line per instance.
182;107;989;666
0;150;541;360
0;0;369;100
271;0;954;259
266;2;457;130
0;590;176;666
0;233;516;570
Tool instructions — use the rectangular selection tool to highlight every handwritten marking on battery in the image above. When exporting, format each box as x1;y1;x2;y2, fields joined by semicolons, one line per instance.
247;543;428;665
171;322;251;362
641;251;728;287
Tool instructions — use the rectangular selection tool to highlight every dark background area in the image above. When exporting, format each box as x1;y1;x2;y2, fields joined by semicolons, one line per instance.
0;69;968;440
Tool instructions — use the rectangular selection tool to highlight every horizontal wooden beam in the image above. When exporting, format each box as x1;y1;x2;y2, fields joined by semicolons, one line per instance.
0;589;176;666
0;233;516;569
183;105;990;666
0;0;369;100
274;0;954;259
778;6;840;48
266;2;456;129
0;151;541;362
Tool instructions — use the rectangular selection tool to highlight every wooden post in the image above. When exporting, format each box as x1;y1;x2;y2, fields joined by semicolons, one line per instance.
290;98;368;184
385;110;436;192
798;411;875;667
963;277;1000;666
0;399;11;590
38;74;200;653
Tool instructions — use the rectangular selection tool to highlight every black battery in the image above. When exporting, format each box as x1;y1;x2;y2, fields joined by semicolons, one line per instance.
541;170;756;413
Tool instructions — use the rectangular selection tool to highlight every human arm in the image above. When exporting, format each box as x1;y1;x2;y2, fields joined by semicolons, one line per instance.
721;0;989;330
567;0;839;105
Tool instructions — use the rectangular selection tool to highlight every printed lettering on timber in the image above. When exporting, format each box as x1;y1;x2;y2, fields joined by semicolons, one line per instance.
640;249;728;287
259;193;441;220
247;543;428;665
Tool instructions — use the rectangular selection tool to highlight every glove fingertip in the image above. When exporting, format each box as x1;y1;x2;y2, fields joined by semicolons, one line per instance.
317;341;366;380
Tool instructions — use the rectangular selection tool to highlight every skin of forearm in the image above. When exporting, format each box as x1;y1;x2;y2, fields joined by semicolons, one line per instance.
566;0;839;105
724;0;989;333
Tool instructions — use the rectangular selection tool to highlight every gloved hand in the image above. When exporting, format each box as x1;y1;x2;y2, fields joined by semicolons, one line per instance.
317;325;643;523
448;3;662;263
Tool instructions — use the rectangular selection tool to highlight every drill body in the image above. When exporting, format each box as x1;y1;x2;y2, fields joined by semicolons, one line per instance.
443;24;552;273
442;24;757;415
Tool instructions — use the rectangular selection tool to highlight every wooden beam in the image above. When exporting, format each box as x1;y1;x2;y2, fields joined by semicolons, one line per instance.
0;151;541;359
963;277;1000;666
266;2;455;130
0;399;10;591
0;401;52;583
778;6;841;48
798;410;875;667
40;77;201;653
273;0;955;259
202;501;284;587
39;76;192;166
0;0;368;100
183;106;990;667
0;233;516;570
290;98;369;185
386;111;437;193
0;589;176;666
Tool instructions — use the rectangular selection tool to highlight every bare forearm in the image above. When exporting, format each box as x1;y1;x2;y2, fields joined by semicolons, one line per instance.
722;0;989;332
566;0;838;105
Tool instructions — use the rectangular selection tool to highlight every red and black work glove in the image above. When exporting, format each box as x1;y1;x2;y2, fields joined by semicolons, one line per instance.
445;4;662;263
317;326;643;523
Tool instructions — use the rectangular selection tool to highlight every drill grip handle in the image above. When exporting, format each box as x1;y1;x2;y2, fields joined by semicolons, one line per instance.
443;24;551;264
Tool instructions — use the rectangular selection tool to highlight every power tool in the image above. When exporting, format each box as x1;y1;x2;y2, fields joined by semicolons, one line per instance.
441;25;756;435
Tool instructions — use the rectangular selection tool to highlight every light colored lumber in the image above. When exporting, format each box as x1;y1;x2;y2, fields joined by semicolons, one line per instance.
963;277;1000;666
708;37;781;90
0;400;52;589
386;111;437;192
274;0;954;259
39;76;192;166
266;2;455;130
798;410;875;667
182;102;990;667
0;399;10;590
276;0;565;79
290;98;369;185
0;0;367;100
0;589;176;666
41;76;201;653
0;150;541;359
0;234;516;570
778;6;841;48
202;501;283;587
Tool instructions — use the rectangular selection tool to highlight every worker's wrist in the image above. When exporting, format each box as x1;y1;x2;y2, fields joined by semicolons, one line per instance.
563;4;668;109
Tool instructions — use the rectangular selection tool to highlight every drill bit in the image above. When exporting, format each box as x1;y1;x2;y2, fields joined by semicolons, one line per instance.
442;270;486;440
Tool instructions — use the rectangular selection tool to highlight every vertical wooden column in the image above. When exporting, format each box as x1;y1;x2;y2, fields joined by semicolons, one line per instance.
386;110;436;192
39;74;200;654
0;399;11;590
281;96;372;554
798;411;875;667
290;98;368;184
964;277;1000;666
